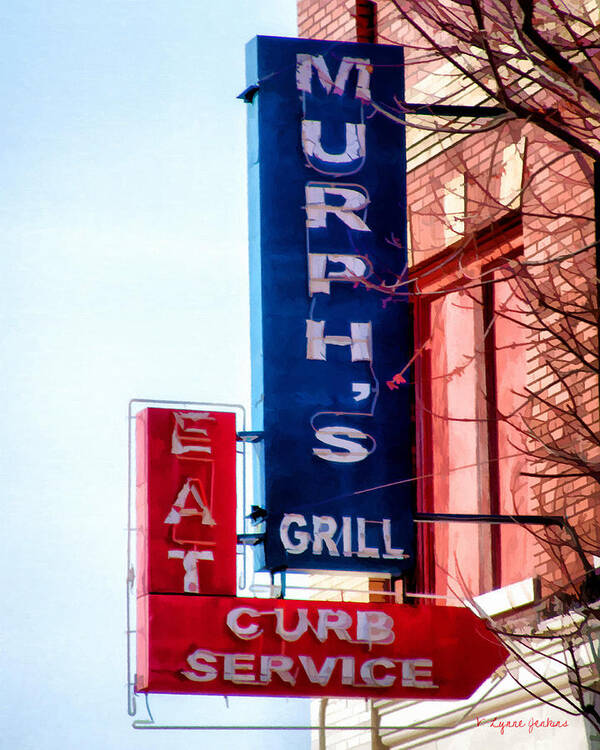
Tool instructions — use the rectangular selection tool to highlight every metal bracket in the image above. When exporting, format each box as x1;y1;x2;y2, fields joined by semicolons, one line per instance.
414;512;564;526
237;532;265;547
246;504;268;525
237;430;264;443
401;102;507;118
237;84;259;103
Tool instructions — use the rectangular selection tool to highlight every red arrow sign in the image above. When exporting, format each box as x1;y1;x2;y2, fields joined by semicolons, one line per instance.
137;594;508;700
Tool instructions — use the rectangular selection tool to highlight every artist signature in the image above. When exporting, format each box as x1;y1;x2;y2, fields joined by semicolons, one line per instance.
476;716;569;735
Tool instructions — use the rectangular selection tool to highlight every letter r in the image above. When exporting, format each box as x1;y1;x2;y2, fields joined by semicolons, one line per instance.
305;184;370;232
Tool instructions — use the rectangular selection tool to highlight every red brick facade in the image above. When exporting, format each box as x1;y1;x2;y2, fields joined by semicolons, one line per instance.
298;0;599;604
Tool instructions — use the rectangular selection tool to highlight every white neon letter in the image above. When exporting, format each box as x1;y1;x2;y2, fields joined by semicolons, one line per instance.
306;320;372;361
280;513;311;554
260;655;296;685
305;185;370;231
182;650;218;682
342;516;352;557
382;518;405;559
171;411;213;456
224;654;255;684
274;608;310;641
168;549;214;593
315;609;353;642
308;254;368;296
302;121;366;168
357;517;380;558
226;607;263;640
312;515;339;556
296;54;371;101
352;382;371;401
401;659;437;688
360;658;396;687
299;655;339;686
164;479;215;526
313;426;370;464
356;611;395;645
341;656;356;685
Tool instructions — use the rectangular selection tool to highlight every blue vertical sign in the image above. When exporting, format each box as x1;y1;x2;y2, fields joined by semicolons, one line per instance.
246;36;413;575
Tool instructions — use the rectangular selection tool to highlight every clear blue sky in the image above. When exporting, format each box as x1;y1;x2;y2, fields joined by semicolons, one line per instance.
0;2;312;747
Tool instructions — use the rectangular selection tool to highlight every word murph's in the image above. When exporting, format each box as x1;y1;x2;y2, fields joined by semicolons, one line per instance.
288;52;407;563
299;53;376;465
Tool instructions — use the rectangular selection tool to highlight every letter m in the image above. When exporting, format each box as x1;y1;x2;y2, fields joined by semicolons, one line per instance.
296;54;371;101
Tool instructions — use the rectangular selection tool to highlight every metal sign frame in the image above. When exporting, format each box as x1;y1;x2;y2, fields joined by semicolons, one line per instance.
126;398;247;719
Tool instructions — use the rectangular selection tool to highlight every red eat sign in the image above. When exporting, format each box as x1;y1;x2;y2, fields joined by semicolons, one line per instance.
136;408;237;597
137;594;508;700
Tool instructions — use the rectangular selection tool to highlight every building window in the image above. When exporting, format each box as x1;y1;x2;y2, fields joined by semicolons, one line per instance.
413;224;537;600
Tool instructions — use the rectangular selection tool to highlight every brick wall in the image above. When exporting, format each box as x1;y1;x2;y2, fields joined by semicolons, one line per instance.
408;119;598;599
297;0;599;602
298;0;356;41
